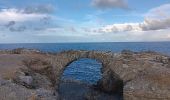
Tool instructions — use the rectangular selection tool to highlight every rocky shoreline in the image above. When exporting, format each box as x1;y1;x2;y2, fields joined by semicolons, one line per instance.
0;48;170;100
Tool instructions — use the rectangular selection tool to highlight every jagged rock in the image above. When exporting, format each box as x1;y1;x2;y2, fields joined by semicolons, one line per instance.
96;69;123;94
13;69;36;89
0;77;8;86
123;67;170;100
0;77;34;100
18;76;33;86
155;55;169;64
35;88;57;100
0;77;58;100
167;58;170;68
121;50;134;55
13;68;53;90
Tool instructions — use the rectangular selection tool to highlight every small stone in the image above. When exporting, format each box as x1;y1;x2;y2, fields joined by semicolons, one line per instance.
36;88;54;97
0;77;7;86
130;86;134;90
19;76;33;85
123;64;129;68
151;87;156;91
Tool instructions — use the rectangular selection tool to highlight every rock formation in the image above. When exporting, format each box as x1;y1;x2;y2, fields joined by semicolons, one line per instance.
0;48;170;100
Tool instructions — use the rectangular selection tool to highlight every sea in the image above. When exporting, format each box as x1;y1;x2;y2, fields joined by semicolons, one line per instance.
0;42;170;84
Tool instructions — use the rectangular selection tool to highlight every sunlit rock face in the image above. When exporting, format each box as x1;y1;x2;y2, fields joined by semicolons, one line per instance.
0;48;170;100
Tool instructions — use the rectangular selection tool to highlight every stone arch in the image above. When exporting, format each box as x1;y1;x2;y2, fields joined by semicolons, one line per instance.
53;50;123;95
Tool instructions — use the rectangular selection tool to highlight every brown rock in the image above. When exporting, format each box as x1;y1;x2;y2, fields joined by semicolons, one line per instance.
96;69;123;94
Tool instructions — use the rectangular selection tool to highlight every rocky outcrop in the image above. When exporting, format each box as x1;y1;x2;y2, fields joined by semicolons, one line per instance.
52;50;170;100
0;77;58;100
0;48;41;54
0;49;170;100
95;69;123;94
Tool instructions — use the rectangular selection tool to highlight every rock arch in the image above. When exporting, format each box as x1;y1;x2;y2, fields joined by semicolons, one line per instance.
52;50;124;94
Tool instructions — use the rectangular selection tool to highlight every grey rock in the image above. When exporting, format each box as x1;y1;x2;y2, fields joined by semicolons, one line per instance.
18;76;33;85
0;77;7;86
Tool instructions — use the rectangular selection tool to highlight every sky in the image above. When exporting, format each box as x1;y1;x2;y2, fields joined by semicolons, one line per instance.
0;0;170;43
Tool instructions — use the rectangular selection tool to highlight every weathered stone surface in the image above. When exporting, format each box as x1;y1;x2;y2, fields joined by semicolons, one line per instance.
96;69;123;94
51;50;170;100
1;70;58;100
0;78;33;100
19;76;33;86
0;77;58;100
167;58;170;68
0;77;8;86
0;49;170;100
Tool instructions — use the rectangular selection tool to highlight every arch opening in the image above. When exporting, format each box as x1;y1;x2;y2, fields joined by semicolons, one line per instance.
61;58;102;84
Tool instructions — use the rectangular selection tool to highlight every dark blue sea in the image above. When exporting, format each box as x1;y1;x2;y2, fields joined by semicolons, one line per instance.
0;42;170;54
0;42;170;84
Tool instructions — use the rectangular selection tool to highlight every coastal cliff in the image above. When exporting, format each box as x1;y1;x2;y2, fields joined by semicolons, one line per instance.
0;48;170;100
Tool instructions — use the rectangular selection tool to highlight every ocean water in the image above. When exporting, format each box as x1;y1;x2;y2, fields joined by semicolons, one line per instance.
0;42;170;84
0;42;170;55
62;58;102;84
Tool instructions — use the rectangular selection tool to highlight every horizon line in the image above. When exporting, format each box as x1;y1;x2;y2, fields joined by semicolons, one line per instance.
0;41;170;44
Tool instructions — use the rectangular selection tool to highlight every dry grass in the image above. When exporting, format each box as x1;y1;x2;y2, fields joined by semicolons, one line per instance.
22;58;56;86
2;72;15;80
27;93;37;100
22;58;51;71
11;48;24;54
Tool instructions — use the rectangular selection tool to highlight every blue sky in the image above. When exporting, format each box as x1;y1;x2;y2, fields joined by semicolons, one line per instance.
0;0;170;43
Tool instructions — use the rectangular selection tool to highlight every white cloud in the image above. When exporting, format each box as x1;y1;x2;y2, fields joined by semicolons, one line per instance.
145;4;170;20
94;23;141;33
140;4;170;31
140;18;170;31
168;34;170;39
24;4;55;14
129;29;170;41
91;0;129;10
0;8;48;23
0;8;53;32
90;4;170;33
0;2;170;42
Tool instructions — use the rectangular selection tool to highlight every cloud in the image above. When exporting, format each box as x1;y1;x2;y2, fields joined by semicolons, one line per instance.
66;27;77;33
4;21;27;32
1;1;170;43
0;7;53;32
140;18;170;31
24;4;55;14
145;4;170;20
91;0;129;10
140;4;170;31
5;21;15;27
125;29;170;42
92;23;141;33
0;8;48;23
9;26;26;32
90;4;170;33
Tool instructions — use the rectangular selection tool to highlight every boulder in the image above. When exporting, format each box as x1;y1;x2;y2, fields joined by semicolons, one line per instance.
18;76;33;86
0;77;8;86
